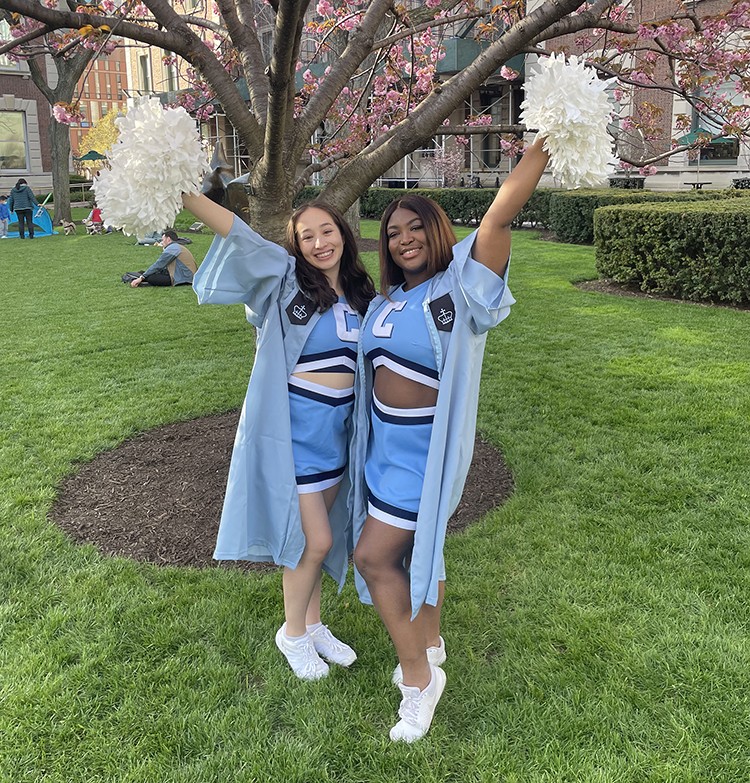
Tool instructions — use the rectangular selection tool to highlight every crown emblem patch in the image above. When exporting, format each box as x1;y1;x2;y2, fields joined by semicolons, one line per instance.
429;294;455;332
286;291;314;325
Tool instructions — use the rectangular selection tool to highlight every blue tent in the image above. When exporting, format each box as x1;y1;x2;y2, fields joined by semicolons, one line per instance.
6;206;56;237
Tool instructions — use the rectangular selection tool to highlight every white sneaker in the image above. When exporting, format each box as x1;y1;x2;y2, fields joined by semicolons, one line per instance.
389;665;447;742
308;624;357;667
392;636;446;685
275;624;329;681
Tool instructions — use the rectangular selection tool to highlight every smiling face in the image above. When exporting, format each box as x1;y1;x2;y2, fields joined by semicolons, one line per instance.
294;206;345;280
386;207;432;288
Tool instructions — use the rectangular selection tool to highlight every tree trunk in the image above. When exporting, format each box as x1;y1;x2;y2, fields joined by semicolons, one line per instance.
26;51;93;225
244;172;295;245
344;199;360;240
50;119;73;223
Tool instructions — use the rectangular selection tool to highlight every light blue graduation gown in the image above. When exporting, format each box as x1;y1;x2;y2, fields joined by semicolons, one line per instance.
350;229;515;617
193;216;353;588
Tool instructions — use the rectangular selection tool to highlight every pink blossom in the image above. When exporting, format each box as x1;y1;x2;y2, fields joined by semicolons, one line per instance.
628;71;651;85
467;114;492;127
316;0;334;16
500;66;519;81
608;4;630;22
52;103;83;125
639;165;658;176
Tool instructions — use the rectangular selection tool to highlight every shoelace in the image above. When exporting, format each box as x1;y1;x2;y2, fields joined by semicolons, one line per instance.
312;626;343;651
297;638;325;676
398;690;422;725
317;629;344;651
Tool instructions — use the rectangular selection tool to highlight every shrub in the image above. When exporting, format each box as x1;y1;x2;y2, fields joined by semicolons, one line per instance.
294;186;323;206
514;188;555;229
594;198;750;304
549;188;743;245
359;186;557;228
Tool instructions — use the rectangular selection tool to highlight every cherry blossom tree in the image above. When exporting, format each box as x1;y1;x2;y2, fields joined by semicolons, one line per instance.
1;0;749;240
0;9;105;221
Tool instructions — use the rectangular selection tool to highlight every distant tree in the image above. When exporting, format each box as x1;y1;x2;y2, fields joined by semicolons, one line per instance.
77;107;122;170
0;11;107;221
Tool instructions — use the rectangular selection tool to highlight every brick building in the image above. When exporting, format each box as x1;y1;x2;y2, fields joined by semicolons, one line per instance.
69;45;130;158
0;20;53;196
543;0;750;189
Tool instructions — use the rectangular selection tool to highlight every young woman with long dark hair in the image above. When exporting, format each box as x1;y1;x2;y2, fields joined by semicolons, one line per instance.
185;193;375;681
351;137;550;741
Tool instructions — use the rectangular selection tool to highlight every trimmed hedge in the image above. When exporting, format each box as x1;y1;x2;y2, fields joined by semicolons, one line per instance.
594;198;750;304
294;186;323;206
548;188;748;245
359;186;555;228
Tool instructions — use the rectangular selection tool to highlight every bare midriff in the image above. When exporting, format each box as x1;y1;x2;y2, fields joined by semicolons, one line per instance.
291;370;354;390
373;366;438;409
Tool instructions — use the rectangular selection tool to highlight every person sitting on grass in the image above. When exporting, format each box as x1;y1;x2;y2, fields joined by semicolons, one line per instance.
129;230;197;287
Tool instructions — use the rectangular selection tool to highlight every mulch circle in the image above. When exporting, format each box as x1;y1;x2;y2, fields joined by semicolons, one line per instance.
50;412;514;571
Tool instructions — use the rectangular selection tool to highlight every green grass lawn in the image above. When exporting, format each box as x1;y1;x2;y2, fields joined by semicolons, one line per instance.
2;214;750;782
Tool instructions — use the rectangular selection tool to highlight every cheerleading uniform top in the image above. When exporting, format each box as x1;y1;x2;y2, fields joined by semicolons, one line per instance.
288;298;360;493
361;279;439;391
290;298;359;380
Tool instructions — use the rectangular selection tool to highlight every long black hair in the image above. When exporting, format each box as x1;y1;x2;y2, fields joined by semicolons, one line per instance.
14;178;28;189
287;201;375;316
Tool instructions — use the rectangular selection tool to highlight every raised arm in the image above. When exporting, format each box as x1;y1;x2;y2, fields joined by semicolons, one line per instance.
472;136;550;276
181;192;235;238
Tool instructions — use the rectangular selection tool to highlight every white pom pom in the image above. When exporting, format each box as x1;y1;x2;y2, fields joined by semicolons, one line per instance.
92;98;209;237
520;53;616;189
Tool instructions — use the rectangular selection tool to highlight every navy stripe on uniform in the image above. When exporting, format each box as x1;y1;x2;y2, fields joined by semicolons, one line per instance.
371;398;435;425
365;347;440;382
299;347;357;363
367;490;419;523
298;466;345;487
289;383;354;407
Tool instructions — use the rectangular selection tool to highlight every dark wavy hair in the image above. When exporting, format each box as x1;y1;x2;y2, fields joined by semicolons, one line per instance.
287;200;375;316
378;195;457;293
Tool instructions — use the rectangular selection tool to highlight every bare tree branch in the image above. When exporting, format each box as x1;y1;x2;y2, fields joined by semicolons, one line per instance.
264;0;310;183
215;0;270;127
294;151;348;191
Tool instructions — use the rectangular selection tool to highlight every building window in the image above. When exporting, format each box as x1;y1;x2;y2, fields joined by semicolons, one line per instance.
690;76;741;164
0;111;27;170
139;54;152;92
0;21;18;69
163;50;178;92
